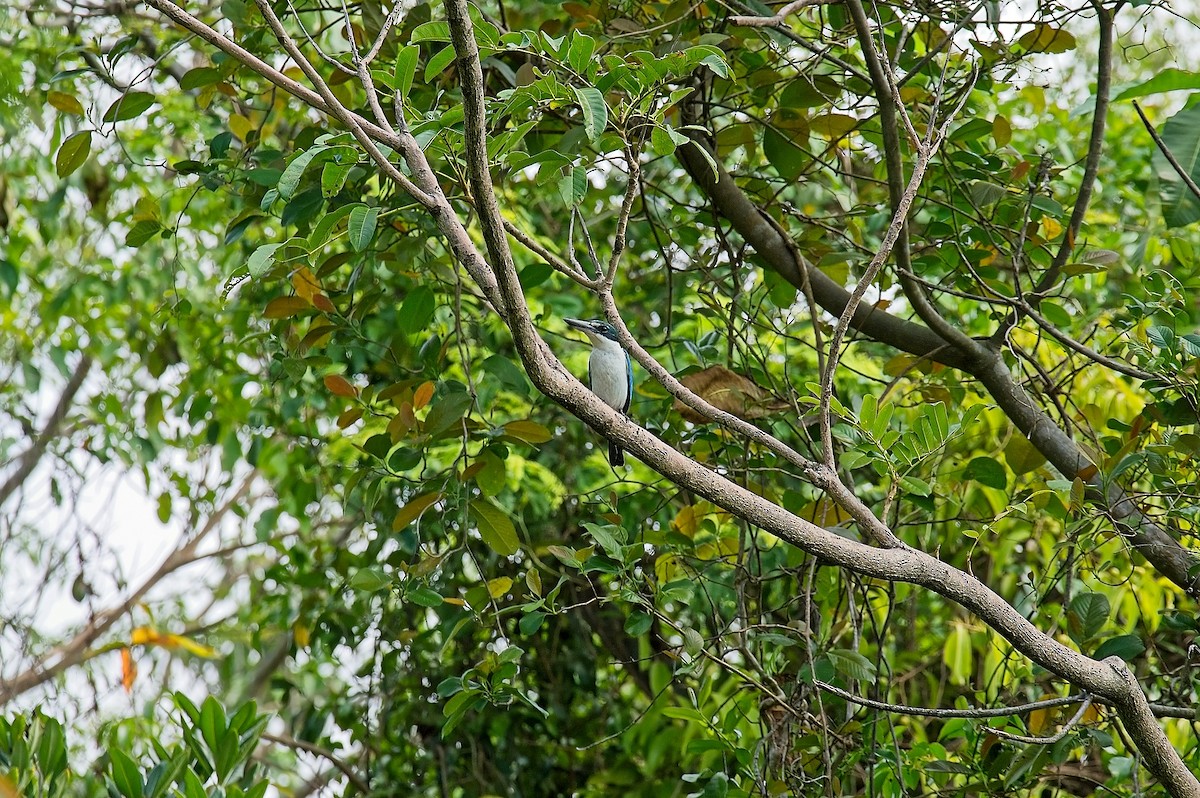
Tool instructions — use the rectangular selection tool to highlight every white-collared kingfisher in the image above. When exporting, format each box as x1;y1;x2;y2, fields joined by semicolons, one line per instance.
564;318;633;466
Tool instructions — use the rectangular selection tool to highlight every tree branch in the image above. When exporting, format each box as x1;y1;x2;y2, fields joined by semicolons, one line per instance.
0;355;93;509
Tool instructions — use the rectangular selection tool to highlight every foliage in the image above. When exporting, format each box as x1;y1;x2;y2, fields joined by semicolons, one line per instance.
2;0;1200;796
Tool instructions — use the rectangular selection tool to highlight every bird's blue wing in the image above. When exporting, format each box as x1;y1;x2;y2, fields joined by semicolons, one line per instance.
622;352;633;415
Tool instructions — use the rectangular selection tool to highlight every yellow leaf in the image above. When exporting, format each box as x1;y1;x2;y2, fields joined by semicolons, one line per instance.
291;266;321;300
229;113;254;142
414;381;435;410
160;633;217;658
1041;217;1063;239
673;504;698;538
992;115;1012;147
525;568;542;596
393;491;442;531
324;374;358;398
442;597;466;606
264;296;310;319
655;553;679;583
293;622;310;647
1028;707;1049;734
487;577;513;598
47;90;85;116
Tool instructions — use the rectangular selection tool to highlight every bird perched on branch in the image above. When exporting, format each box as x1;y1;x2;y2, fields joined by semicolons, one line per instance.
564;318;633;466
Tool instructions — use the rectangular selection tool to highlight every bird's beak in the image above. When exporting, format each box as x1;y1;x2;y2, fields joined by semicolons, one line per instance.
563;318;588;331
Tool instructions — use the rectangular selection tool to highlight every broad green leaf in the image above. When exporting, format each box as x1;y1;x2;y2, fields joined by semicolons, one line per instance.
349;567;391;592
572;86;607;141
397;286;435;334
1068;592;1110;644
942;625;972;686
55;130;91;178
394;45;419;100
1152;104;1200;228
827;648;877;683
102;91;155;123
278;145;328;199
425;45;457;82
246;243;282;279
348;205;379;251
963;457;1006;490
468;498;519;555
1112;68;1200;102
1092;634;1145;662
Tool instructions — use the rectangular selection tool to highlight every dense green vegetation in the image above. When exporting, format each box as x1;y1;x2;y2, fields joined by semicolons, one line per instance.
3;0;1200;795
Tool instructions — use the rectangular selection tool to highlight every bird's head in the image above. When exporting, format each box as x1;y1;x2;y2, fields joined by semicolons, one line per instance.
564;318;620;346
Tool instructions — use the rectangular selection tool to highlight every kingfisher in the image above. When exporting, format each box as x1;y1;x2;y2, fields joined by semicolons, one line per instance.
564;318;633;466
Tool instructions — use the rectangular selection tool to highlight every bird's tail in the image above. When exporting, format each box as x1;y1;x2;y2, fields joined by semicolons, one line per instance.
609;442;625;467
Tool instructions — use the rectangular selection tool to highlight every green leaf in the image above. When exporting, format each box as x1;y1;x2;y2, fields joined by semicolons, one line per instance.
468;498;519;556
246;243;282;279
1113;69;1200;102
102;91;156;123
827;648;877;683
409;586;444;607
394;45;419;100
942;625;973;686
423;389;472;435
397;286;436;335
125;219;162;248
1153;104;1200;228
624;611;652;636
963;457;1006;490
349;567;391;592
1068;592;1110;644
348;205;379;251
567;33;596;75
572;86;607;141
1092;634;1145;662
685;45;730;78
321;161;354;197
899;475;932;496
109;749;144;798
410;21;451;42
278;145;328;199
425;45;457;82
55;130;92;178
180;67;222;90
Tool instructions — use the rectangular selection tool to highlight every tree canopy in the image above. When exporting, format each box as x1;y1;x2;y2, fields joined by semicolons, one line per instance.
3;0;1200;795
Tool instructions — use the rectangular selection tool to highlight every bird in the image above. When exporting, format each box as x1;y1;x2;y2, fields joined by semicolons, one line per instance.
564;318;633;466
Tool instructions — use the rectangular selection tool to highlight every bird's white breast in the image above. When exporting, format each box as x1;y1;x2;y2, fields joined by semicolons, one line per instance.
588;340;629;411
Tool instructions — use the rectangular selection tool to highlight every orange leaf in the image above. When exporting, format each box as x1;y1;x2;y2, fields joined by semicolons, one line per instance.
291;266;321;300
121;647;136;693
393;491;442;531
312;293;335;313
324;374;358;398
413;381;435;411
264;296;310;319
